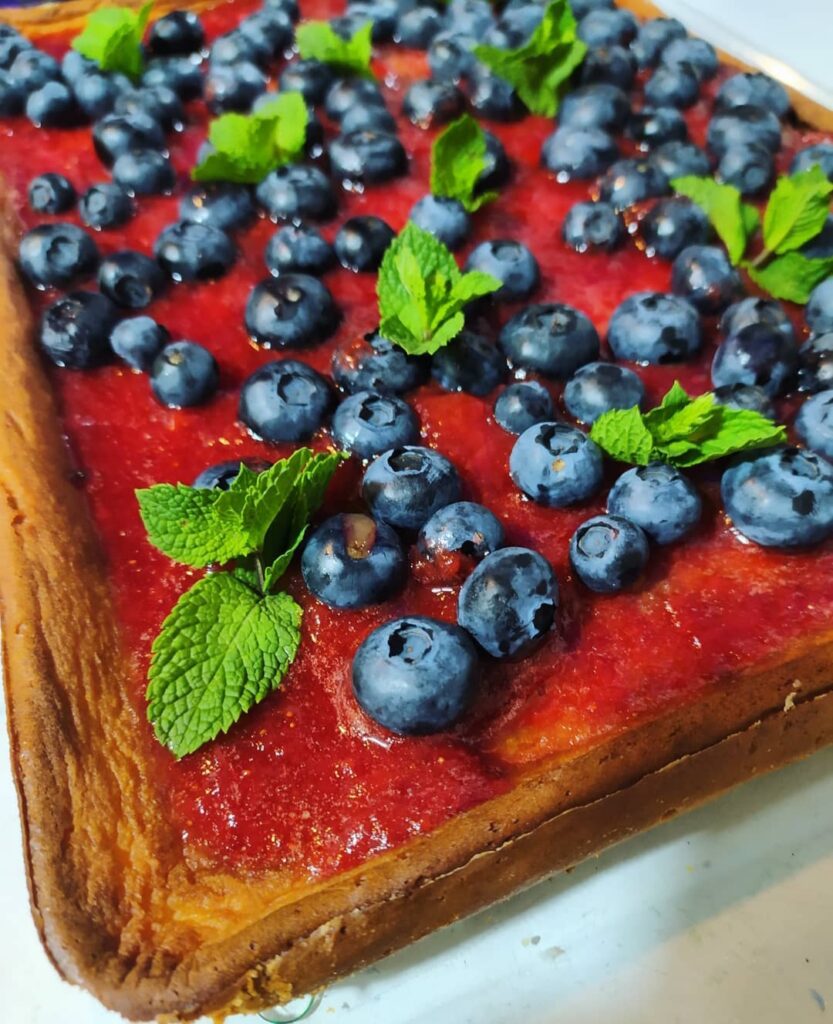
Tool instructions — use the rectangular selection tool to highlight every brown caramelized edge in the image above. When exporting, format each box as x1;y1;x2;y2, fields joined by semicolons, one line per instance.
1;1;833;1020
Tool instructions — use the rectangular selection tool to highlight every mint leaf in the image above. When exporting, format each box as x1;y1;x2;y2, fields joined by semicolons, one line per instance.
473;0;586;117
377;223;500;355
741;203;761;238
430;115;498;213
147;574;302;758
762;166;833;255
643;391;720;444
670;407;786;466
590;406;655;465
295;20;373;77
72;1;152;80
746;252;833;304
671;175;749;265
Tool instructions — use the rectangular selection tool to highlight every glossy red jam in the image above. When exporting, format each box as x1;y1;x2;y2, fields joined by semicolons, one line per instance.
4;0;833;878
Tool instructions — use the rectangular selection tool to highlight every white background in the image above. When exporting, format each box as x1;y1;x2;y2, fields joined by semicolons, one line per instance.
3;3;833;1023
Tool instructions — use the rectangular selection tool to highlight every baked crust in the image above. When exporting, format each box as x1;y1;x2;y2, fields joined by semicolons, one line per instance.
1;2;832;1021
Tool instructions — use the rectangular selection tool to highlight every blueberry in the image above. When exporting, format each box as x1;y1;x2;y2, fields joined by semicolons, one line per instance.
39;291;118;369
279;59;335;105
796;390;833;462
541;125;618;180
9;48;60;92
343;1;397;41
570;0;614;16
715;72;790;118
648;140;710;180
400;78;461;128
498;2;544;44
409;195;470;250
256;164;336;222
644;63;700;108
578;8;637;47
0;35;31;73
791;142;833;182
720;297;795;344
72;72;125;119
19;223;98;290
112;148;175;196
713;383;775;419
661;37;718;80
340;103;397;134
150;341;218;408
79;182;132;230
500;302;599;377
362;445;462;530
396;6;442;48
562;200;624;253
239;10;293;57
419;501;504;564
447;0;495;36
205;61;267;113
329;130;408;184
711;323;798;397
432;330;506;395
179;183;255;231
510;422;603;506
607;463;702;545
110;315;170;371
626;106;687;149
0;70;24;116
92;112;166;167
142;56;204;100
332;390;419;458
468;67;524;121
630;16;686;68
806;278;833;335
210;30;270;69
114;85;184;131
148;10;205;55
640;197;710;261
265;224;334;276
717;142;774;195
154;221;235;282
28;173;75;215
245;275;340;348
801;215;833;259
332;332;428;395
671;244;743;314
465;240;540;302
61;50;95;83
427;31;477;83
264;0;299;20
192;457;271;490
558;83;631;133
478;130;511;193
596;157;669;211
494;381;554;435
580;45;636;90
569;514;649;592
722;447;833;547
707;105;781;158
798;333;833;393
564;361;645;424
458;547;557;658
26;81;78;127
98;250;165;309
239;359;332;441
608;291;701;364
335;215;395;272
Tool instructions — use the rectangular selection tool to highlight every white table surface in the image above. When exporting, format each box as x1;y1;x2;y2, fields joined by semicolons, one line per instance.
3;3;833;1023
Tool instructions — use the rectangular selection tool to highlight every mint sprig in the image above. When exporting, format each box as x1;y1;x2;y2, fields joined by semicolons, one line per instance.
473;0;586;117
295;20;373;78
430;115;498;214
72;1;152;80
590;382;787;468
138;448;346;758
377;223;501;356
193;93;308;184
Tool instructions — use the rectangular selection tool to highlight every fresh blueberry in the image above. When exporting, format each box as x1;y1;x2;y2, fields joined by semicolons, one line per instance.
0;34;31;73
644;63;700;108
256;164;336;223
510;422;603;506
79;182;132;230
98;250;165;309
707;105;781;158
431;330;506;396
245;275;340;348
648;140;710;180
498;2;544;45
801;214;833;259
578;8;638;47
114;85;184;131
192;457;271;490
110;315;169;371
608;463;702;544
626;105;688;149
465;240;539;302
796;390;833;462
806;278;833;335
716;143;773;195
60;49;95;83
671;244;743;314
148;10;205;55
396;6;442;48
0;70;24;116
569;514;649;592
265;0;299;20
142;56;204;100
713;383;775;418
711;323;798;397
580;45;636;90
279;59;335;105
608;291;701;364
468;67;524;121
640;197;710;261
720;297;795;343
564;361;645;424
447;0;495;36
19;223;98;290
210;29;271;69
715;72;790;118
340;103;397;134
72;72;125;119
558;83;631;133
661;37;718;79
28;173;75;215
39;291;118;369
332;391;420;458
562;200;624;253
239;359;332;441
500;302;599;377
427;31;477;83
150;341;218;408
239;9;293;57
493;381;554;435
329;130;408;184
791;142;833;182
401;78;463;128
630;16;686;67
26;81;78;127
335;215;395;272
798;333;833;394
722;447;833;547
265;224;334;276
478;130;511;194
541;125;618;180
324;76;385;121
458;546;557;658
332;331;428;395
409;195;470;250
112;148;175;196
570;0;614;17
419;501;504;568
362;445;462;530
9;48;60;92
92;112;166;167
205;61;267;112
154;221;235;282
597;157;669;211
179;183;255;231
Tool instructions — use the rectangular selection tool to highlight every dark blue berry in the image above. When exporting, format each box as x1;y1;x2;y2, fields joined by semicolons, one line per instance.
716;72;790;118
409;195;470;250
256;164;336;222
608;463;702;544
796;390;833;462
671;244;743;314
648;140;710;180
644;63;700;108
142;56;204;100
630;16;685;67
396;6;441;48
564;361;645;424
493;381;554;435
340;103;397;134
0;34;31;73
707;105;781;158
419;501;504;564
335;215;395;272
192;457;271;490
92;112;166;167
465;240;539;302
245;275;340;349
806;278;833;335
332;391;419;458
580;45;636;90
150;341;218;408
468;67;524;121
510;422;603;506
148;10;205;55
498;2;544;45
362;445;462;530
711;322;798;397
279;59;335;105
205;61;267;113
661;37;717;79
431;330;506;396
179;183;255;231
798;333;833;394
26;81;78;127
713;383;775;419
447;0;495;35
570;0;614;17
9;48;60;92
478;130;511;193
79;182;132;230
265;224;334;276
329;130;408;184
500;302;599;377
19;223;98;290
627;105;687;149
402;78;463;128
720;297;795;344
596;157;669;211
28;173;76;215
239;10;293;57
427;31;477;82
98;250;165;309
154;220;236;282
112;148;175;196
39;291;118;369
562;200;624;253
558;83;630;132
541;125;618;180
72;72;125;120
0;70;24;116
791;142;833;182
210;30;270;69
110;315;169;371
578;8;637;47
717;143;774;196
570;514;649;592
801;215;833;259
332;332;428;395
640;197;710;261
114;85;184;131
608;291;701;364
239;359;332;441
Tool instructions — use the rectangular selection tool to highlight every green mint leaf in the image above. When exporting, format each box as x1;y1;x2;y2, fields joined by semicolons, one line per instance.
430;115;497;213
671;175;749;265
589;406;655;465
746;252;833;304
295;20;373;77
741;203;761;238
656;380;690;412
473;0;586;117
147;574;302;758
762;166;833;255
262;527;308;593
667;407;787;467
450;269;504;304
72;1;152;80
643;391;720;444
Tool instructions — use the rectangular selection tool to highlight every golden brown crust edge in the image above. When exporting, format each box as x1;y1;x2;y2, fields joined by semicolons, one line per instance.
0;2;832;1021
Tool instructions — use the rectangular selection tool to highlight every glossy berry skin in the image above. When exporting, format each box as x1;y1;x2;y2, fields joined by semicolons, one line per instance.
92;112;166;167
245;275;340;349
109;315;169;371
179;183;255;231
154;221;235;282
468;68;524;122
671;245;743;314
427;31;477;83
71;71;125;119
713;383;775;419
540;125;618;180
580;45;636;90
114;85;184;131
98;251;166;309
150;341;218;408
340;103;397;135
711;323;798;397
608;463;702;545
494;381;554;435
192;457;271;490
558;83;630;133
142;56;204;100
649;140;710;180
707;105;781;158
402;78;464;128
331;332;427;395
112;149;176;196
644;64;700;109
409;195;470;250
564;361;645;424
39;291;118;369
265;224;334;276
9;48;60;92
627;105;687;149
798;333;833;394
465;240;539;302
630;16;686;67
148;10;205;55
419;501;504;565
362;445;462;530
720;297;795;343
510;423;603;507
608;291;701;365
210;29;270;69
791;142;833;182
661;37;718;79
500;302;599;377
562;200;623;253
324;77;385;122
335;216;395;273
640;197;710;261
569;514;649;593
578;8;637;47
719;142;775;196
239;359;332;442
332;390;419;459
19;223;98;290
352;616;477;735
279;59;334;105
796;390;833;462
721;448;833;548
802;214;833;259
806;278;833;335
329;131;408;185
255;165;336;223
28;173;76;215
479;131;511;192
716;72;790;118
26;81;77;127
79;183;132;230
432;331;506;396
396;6;441;48
596;157;670;212
205;61;267;113
0;70;24;116
458;546;558;659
